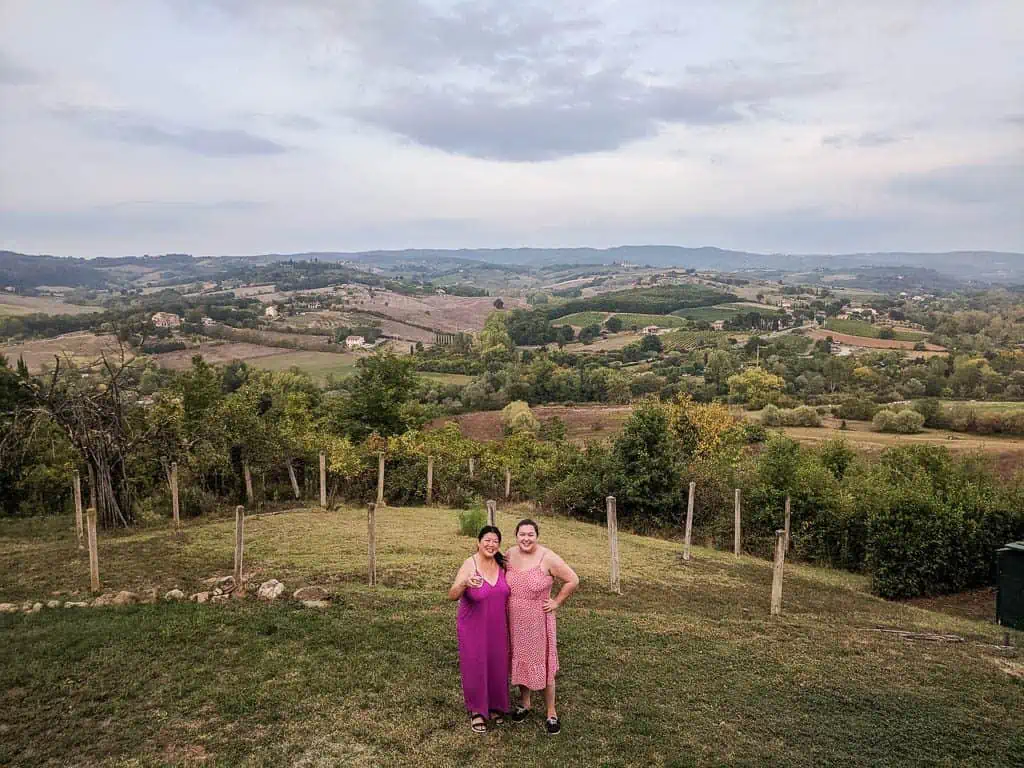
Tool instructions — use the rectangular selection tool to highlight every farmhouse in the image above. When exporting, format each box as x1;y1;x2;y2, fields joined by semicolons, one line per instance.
201;317;216;327
710;320;726;331
151;312;181;328
345;335;367;349
264;306;280;319
642;325;660;335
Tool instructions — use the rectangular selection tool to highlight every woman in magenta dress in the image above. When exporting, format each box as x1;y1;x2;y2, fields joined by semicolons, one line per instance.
448;525;510;734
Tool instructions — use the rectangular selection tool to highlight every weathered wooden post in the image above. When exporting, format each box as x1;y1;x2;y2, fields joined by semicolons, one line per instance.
683;481;695;561
376;452;386;506
86;506;100;592
504;468;511;500
234;505;245;590
287;460;301;500
243;462;254;505
426;455;434;505
368;503;377;587
87;463;97;517
319;452;327;508
73;470;85;550
486;500;497;527
784;495;792;553
469;457;475;479
771;529;786;616
170;462;181;529
607;496;621;594
734;488;742;556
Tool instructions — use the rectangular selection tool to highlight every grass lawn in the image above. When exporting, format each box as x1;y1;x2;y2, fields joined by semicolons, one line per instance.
609;313;688;329
246;350;360;381
824;319;926;342
671;305;744;322
419;372;474;386
1;507;1021;767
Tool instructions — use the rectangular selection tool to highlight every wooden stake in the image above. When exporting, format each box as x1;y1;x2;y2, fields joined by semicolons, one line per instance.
233;505;245;590
469;457;475;479
288;459;301;500
683;481;695;561
86;506;99;592
504;468;511;499
319;453;327;508
607;496;621;594
367;503;377;587
243;462;254;505
376;453;386;506
771;529;786;616
784;495;791;553
87;462;97;516
73;470;84;550
734;488;741;556
486;500;497;527
170;462;180;529
426;455;434;505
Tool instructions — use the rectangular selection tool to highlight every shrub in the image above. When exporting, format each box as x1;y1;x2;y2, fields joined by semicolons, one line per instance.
912;398;945;428
457;506;487;537
873;409;924;434
836;398;879;421
501;400;540;435
761;405;822;427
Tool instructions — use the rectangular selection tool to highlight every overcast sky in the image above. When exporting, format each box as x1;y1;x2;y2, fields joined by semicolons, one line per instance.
1;0;1022;258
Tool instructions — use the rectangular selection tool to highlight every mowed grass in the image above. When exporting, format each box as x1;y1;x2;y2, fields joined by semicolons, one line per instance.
246;350;360;381
610;313;687;329
1;507;1022;767
671;305;745;322
550;311;609;327
824;319;926;341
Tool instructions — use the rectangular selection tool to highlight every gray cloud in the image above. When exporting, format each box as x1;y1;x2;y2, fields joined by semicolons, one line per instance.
890;160;1024;205
55;106;287;157
823;131;904;148
0;51;37;85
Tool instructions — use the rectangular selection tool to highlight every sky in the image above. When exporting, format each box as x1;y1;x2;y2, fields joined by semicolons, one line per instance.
0;0;1022;258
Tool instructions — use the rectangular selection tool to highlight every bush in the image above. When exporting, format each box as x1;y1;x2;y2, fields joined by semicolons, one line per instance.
501;400;540;435
761;404;822;427
873;409;924;434
912;398;945;428
836;398;879;421
457;506;487;537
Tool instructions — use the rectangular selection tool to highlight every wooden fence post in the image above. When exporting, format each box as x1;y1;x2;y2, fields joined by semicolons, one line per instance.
426;455;434;505
368;503;377;587
287;460;301;500
469;457;475;479
319;453;327;508
376;453;386;506
771;529;786;616
683;481;695;561
86;506;100;592
504;468;511;500
734;488;741;556
784;495;791;553
73;470;85;550
486;500;497;527
234;505;245;590
170;462;181;529
243;462;254;505
607;496;621;594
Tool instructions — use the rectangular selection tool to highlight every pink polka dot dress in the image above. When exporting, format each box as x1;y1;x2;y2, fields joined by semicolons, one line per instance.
507;563;558;691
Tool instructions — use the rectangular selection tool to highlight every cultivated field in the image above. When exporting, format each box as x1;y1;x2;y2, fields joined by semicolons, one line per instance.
824;319;928;342
550;311;609;327
0;294;101;316
432;405;633;443
807;328;946;351
1;506;1020;767
152;342;301;370
0;333;129;373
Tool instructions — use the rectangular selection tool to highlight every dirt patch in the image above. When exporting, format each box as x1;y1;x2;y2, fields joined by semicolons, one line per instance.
431;404;633;442
0;295;101;316
152;342;294;370
807;328;945;351
0;333;130;373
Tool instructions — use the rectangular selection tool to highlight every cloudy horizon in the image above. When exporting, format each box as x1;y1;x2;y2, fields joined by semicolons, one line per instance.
1;0;1022;258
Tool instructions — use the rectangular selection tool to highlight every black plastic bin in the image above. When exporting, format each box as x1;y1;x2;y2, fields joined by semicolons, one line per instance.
996;541;1024;630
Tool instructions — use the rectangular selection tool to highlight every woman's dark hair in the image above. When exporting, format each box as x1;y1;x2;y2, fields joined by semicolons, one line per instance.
478;526;505;569
515;519;539;536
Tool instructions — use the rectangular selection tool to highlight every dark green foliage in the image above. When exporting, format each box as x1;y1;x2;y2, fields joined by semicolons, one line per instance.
333;353;419;440
548;284;735;319
836;398;879;421
604;315;623;332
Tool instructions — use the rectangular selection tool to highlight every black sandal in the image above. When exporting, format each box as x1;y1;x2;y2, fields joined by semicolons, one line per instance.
470;713;487;734
490;710;505;725
510;705;529;723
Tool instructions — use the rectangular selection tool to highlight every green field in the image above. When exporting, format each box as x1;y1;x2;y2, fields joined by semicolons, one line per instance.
419;372;474;386
824;319;926;341
550;311;608;327
247;351;359;381
610;312;688;329
1;507;1021;767
671;305;744;322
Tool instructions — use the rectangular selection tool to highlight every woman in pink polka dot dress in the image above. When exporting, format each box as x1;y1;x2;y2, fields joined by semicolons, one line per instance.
506;519;579;736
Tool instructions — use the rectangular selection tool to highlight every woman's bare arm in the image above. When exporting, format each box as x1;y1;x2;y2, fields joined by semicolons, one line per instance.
543;551;580;612
448;558;476;601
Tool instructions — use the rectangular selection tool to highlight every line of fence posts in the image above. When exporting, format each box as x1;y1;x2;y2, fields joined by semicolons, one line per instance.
607;495;621;594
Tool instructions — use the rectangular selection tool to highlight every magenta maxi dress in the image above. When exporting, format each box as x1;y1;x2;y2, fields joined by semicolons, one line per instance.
456;558;511;717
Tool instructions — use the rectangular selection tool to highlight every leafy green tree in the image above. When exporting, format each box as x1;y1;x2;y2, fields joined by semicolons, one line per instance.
604;315;623;333
332;352;418;440
727;367;785;408
610;399;681;530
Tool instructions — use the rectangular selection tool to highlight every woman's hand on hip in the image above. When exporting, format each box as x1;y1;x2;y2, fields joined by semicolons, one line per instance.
542;598;559;613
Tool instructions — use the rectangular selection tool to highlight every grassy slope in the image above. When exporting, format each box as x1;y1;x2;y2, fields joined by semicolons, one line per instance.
1;507;1022;768
824;319;926;342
